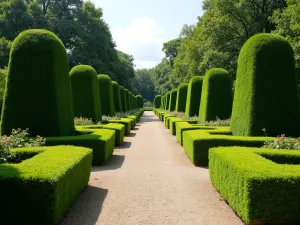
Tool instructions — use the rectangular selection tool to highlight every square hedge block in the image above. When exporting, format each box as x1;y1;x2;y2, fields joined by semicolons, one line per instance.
108;119;131;135
1;146;92;225
169;118;198;135
210;147;300;224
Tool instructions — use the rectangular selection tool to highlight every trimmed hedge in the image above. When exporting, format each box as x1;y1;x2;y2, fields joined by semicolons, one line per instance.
154;95;161;108
169;118;198;135
231;33;300;137
78;123;125;146
175;83;188;112
120;86;127;112
112;81;122;113
185;76;203;117
169;88;178;111
166;92;171;111
1;29;74;137
108;118;132;135
1;146;92;224
199;68;232;121
210;147;300;224
46;128;115;165
137;95;143;108
125;89;130;111
183;128;274;166
70;65;101;122
97;74;115;116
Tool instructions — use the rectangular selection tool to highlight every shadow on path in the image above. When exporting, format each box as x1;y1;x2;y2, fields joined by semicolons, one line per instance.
127;132;136;137
92;155;125;172
61;186;108;225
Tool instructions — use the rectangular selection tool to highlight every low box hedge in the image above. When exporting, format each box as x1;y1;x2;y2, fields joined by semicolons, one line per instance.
209;146;300;224
107;119;131;135
1;146;92;225
183;128;274;166
169;118;198;135
78;123;125;146
125;116;136;128
46;128;115;165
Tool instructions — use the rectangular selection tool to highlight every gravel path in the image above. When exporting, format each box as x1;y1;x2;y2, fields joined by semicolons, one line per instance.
61;111;244;225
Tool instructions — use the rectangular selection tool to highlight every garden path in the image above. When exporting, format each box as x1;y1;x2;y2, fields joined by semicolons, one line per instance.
61;111;244;225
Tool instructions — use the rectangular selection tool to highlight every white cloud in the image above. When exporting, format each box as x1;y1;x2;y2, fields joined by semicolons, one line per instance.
112;17;165;69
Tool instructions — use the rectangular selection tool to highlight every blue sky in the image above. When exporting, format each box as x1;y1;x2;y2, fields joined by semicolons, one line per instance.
92;0;204;69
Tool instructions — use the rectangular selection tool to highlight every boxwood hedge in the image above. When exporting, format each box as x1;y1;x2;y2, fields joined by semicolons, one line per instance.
112;81;122;113
169;88;177;111
210;146;300;224
97;74;115;116
231;33;300;137
185;76;203;117
136;95;143;108
120;86;127;112
154;95;161;108
1;146;92;225
166;92;171;111
175;83;188;112
125;89;130;111
1;29;74;137
70;65;101;122
199;68;232;121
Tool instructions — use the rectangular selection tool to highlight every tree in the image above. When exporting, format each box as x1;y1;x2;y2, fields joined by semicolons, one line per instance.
0;38;11;68
162;38;181;67
133;69;155;102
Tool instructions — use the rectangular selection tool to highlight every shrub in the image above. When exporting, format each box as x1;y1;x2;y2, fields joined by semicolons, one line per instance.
70;65;101;122
166;92;171;110
209;146;300;224
46;128;115;165
175;83;188;112
107;119;132;135
120;86;127;112
199;68;232;121
97;74;115;116
136;95;143;108
183;128;274;166
112;81;122;113
125;89;130;111
169;88;177;111
0;145;92;225
74;117;94;126
154;95;161;108
231;33;300;136
185;76;203;117
263;134;300;150
1;29;74;137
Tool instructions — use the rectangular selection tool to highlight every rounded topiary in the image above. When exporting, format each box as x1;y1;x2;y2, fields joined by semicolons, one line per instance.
231;33;300;136
175;83;188;112
166;92;171;111
70;65;101;122
154;95;161;108
136;95;143;108
169;88;178;111
97;74;115;116
120;86;127;112
199;68;232;121
1;29;74;136
185;76;203;117
112;81;122;113
124;89;130;111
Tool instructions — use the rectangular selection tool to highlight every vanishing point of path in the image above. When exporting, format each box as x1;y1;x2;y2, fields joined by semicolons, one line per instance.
61;111;244;225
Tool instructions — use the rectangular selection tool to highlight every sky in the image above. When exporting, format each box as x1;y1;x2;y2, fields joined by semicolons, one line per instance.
92;0;204;69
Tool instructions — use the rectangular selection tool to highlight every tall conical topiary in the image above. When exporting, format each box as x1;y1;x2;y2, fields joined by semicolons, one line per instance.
199;68;232;121
176;83;188;112
231;33;300;136
169;88;178;111
154;95;161;108
136;95;143;108
1;29;74;136
97;74;115;116
70;65;101;122
185;76;203;117
112;81;122;113
120;86;127;112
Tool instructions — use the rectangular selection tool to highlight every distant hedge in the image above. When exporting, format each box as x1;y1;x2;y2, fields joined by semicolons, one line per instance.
185;76;203;117
70;65;101;122
112;81;122;113
1;29;74;136
120;86;127;112
199;68;232;121
124;89;130;111
97;74;115;116
154;95;161;108
136;95;143;108
176;83;188;112
231;33;300;136
169;88;177;111
166;92;171;111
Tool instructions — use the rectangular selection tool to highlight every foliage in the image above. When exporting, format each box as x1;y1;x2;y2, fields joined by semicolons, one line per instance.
112;81;122;113
97;74;115;116
1;29;74;137
144;101;153;107
185;76;203;117
74;117;94;126
263;134;300;150
169;88;177;111
119;86;127;112
175;83;188;113
136;95;144;108
231;33;300;137
199;68;232;121
133;69;155;102
70;65;101;122
162;38;181;67
0;38;11;68
154;95;161;108
151;58;173;95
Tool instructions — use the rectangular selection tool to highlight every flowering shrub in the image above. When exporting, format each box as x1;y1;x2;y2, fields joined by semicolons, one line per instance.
199;118;231;126
0;128;46;163
74;117;94;125
101;109;139;121
263;134;300;150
